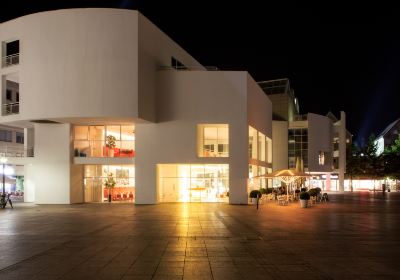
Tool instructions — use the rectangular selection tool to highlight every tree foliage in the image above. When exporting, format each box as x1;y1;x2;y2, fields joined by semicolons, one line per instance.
346;134;399;180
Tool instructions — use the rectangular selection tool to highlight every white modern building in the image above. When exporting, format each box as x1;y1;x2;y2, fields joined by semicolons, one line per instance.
259;79;350;191
0;8;273;204
375;118;400;155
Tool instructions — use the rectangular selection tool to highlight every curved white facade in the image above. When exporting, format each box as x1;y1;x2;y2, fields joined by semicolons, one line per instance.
0;9;273;205
0;8;203;124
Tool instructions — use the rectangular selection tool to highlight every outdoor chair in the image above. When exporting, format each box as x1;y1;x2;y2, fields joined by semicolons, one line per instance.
321;193;329;202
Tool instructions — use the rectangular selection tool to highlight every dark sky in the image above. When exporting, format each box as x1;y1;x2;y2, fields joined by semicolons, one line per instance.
1;1;400;146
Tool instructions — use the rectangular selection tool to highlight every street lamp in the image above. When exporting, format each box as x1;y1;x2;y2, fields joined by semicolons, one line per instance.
0;157;8;196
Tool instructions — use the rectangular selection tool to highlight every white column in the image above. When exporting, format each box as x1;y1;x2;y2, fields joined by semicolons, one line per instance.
338;111;346;192
325;173;331;191
24;164;35;202
24;127;34;156
27;123;77;204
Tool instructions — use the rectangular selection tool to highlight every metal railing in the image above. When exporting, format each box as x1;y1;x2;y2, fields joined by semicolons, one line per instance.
294;114;308;121
158;65;219;71
74;140;135;158
2;53;19;67
2;102;19;116
0;146;34;157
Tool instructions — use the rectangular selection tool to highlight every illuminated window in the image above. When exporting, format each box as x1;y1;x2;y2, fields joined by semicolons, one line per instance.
318;151;325;165
249;126;258;159
158;164;229;202
288;128;308;168
198;124;229;157
258;132;266;161
74;125;135;158
266;137;272;163
84;165;135;203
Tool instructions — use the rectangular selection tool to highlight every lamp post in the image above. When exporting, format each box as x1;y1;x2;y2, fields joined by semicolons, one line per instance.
0;157;8;196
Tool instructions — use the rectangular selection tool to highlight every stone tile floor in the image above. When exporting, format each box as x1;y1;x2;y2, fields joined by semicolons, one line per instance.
0;192;399;279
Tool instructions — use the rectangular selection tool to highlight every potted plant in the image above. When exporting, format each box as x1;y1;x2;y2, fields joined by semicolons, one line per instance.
249;190;261;205
104;172;116;202
299;191;310;208
106;135;116;157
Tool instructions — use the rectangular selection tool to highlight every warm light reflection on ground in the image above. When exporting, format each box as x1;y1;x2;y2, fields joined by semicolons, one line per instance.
0;192;399;279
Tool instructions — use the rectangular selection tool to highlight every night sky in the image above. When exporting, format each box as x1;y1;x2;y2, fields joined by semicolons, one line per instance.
1;1;400;146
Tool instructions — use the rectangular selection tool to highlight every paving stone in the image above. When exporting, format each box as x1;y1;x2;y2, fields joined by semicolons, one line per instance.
0;193;399;280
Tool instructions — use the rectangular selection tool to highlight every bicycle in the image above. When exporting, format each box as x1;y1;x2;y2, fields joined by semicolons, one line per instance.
0;194;13;209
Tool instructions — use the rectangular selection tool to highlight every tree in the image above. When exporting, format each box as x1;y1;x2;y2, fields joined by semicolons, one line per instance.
382;134;400;189
104;172;116;202
346;143;363;192
385;134;400;154
362;134;385;191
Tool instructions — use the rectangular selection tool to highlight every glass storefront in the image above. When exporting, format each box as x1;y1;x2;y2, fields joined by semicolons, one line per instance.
84;165;135;202
158;164;229;202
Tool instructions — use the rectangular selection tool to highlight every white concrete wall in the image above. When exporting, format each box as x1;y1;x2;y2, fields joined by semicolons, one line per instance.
247;75;272;138
136;71;251;204
0;9;140;123
307;113;333;172
272;121;288;171
137;14;203;123
338;111;346;191
24;164;35;202
30;123;72;204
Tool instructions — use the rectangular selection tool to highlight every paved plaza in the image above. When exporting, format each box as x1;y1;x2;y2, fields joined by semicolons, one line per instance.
0;192;399;280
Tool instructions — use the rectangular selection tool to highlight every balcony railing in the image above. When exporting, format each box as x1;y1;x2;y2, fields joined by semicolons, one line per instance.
74;140;135;158
2;102;19;116
2;53;19;67
294;114;308;121
158;65;219;71
0;146;34;157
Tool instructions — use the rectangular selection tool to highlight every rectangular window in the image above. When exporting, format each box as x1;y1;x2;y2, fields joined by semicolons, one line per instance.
258;132;266;161
158;164;229;202
84;165;135;203
198;124;229;157
6;40;19;56
16;132;24;144
266;137;272;163
288;128;308;168
74;125;135;158
0;130;12;142
249;126;258;159
6;90;12;101
16;92;19;102
2;40;19;67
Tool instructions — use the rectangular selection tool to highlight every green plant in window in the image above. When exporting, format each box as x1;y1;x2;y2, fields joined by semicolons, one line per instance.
104;172;116;202
106;135;116;149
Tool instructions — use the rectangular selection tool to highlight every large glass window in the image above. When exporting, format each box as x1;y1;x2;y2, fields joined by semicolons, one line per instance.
0;130;12;142
74;125;135;158
16;132;24;144
258;132;266;162
288;128;308;168
84;165;135;202
158;164;229;202
249;126;270;163
266;137;272;163
198;124;229;157
249;126;258;159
